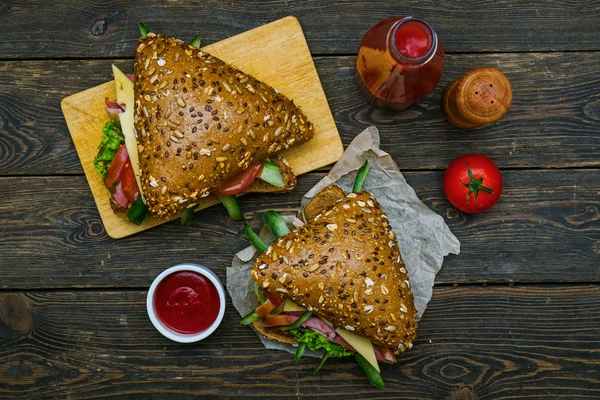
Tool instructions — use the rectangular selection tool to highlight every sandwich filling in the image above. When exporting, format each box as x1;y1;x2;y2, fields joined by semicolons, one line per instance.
95;31;314;224
250;291;397;369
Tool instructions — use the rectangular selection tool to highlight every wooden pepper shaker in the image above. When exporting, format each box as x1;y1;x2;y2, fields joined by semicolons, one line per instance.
442;67;512;129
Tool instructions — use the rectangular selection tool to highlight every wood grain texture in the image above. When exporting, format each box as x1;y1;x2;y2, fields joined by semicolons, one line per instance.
1;285;599;399
2;52;600;175
62;16;342;239
2;0;600;59
2;2;599;398
0;169;598;290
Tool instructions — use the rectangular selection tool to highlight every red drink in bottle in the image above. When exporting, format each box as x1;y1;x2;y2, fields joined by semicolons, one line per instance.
357;16;445;111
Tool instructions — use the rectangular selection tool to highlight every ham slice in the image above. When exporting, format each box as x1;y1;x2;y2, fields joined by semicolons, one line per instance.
111;183;129;208
330;335;356;352
374;345;397;363
300;317;337;341
104;145;129;190
104;73;132;119
261;311;394;362
105;97;126;120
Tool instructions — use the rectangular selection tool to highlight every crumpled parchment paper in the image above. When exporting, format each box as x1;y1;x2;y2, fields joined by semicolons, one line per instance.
226;126;460;357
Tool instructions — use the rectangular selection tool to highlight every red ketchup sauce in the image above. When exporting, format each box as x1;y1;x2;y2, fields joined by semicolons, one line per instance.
356;16;445;111
395;21;432;58
154;271;220;334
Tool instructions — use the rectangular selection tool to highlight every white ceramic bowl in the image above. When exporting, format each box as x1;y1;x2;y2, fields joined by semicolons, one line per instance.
147;263;226;343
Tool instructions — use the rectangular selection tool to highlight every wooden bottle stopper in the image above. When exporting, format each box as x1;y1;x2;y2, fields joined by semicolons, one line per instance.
442;67;512;129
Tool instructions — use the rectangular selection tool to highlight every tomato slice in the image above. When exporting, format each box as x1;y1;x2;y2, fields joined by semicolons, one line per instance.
255;299;275;319
265;291;284;307
214;162;263;196
120;160;139;204
262;314;299;328
104;145;129;190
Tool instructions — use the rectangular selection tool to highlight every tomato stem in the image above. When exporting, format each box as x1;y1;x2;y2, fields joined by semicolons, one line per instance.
461;163;494;202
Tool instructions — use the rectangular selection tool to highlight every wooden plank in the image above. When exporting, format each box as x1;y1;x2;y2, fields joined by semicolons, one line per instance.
0;169;598;289
61;16;342;239
2;1;600;58
2;52;600;175
1;285;599;398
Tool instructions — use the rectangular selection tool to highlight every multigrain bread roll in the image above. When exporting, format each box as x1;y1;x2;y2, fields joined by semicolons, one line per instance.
133;34;314;218
251;186;417;354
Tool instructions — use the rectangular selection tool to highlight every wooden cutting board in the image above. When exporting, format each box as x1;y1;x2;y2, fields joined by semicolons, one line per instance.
61;16;343;239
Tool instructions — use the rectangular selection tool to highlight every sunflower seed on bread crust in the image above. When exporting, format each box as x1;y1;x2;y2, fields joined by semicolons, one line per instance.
252;187;417;354
133;34;314;218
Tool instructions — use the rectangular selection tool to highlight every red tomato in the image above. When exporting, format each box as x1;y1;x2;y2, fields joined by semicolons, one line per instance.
214;162;263;196
262;314;299;328
104;145;129;190
443;154;503;214
120;160;139;204
255;299;275;319
265;291;284;307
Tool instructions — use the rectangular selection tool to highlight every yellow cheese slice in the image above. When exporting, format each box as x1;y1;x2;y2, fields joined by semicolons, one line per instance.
335;328;380;373
282;301;307;312
111;65;145;202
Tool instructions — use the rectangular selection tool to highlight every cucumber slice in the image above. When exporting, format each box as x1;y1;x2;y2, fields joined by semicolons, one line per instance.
244;223;268;253
240;311;259;325
279;311;313;331
355;353;386;389
138;22;150;37
218;195;244;221
127;197;147;225
262;159;279;170
259;160;285;188
263;210;290;238
313;352;331;374
190;36;201;48
180;207;195;226
295;342;307;361
353;160;370;193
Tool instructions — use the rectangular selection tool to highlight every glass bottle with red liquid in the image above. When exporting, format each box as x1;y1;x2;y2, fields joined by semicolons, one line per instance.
356;16;445;111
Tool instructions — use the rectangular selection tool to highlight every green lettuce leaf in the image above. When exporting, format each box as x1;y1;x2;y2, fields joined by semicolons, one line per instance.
94;120;124;178
289;328;353;358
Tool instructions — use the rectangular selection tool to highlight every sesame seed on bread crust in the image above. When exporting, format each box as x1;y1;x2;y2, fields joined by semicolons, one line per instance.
133;34;314;218
251;188;417;354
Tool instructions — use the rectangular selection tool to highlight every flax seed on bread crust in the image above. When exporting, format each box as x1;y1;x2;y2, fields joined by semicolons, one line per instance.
133;34;314;218
251;187;417;354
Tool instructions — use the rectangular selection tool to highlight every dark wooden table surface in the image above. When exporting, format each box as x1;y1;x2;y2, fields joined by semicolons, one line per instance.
1;1;600;399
